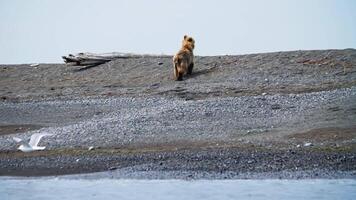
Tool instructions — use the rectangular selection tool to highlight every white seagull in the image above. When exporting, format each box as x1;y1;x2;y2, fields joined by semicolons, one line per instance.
13;133;53;152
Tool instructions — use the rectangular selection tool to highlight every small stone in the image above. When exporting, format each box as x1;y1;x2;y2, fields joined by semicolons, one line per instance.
88;146;94;151
296;144;301;148
109;167;117;171
271;104;281;110
150;83;160;88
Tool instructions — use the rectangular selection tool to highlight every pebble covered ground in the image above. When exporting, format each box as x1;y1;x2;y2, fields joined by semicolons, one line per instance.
0;49;355;178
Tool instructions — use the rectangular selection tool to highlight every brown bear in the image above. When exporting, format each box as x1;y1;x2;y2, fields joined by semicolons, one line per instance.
173;35;195;81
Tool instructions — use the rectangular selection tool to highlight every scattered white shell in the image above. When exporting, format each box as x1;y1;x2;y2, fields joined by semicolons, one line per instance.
30;63;39;67
304;142;312;147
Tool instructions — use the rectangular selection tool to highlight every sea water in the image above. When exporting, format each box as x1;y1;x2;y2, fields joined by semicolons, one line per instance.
0;178;355;200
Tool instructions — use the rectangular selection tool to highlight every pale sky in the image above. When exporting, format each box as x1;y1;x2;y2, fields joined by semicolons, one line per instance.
0;0;355;64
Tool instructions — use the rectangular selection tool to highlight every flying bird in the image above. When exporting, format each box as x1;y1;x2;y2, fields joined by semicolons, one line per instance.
13;133;53;152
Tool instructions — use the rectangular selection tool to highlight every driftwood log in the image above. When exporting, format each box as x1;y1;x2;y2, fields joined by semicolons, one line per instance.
62;52;141;66
62;52;170;67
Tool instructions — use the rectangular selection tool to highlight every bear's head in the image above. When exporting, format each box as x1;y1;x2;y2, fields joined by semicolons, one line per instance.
182;35;195;51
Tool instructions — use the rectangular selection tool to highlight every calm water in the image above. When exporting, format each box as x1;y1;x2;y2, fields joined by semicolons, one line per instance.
1;178;355;200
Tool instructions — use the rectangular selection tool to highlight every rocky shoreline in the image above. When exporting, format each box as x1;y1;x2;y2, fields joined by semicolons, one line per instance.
1;143;356;179
0;49;355;178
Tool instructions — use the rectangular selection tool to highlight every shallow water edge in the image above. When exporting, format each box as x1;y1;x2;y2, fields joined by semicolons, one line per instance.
1;178;355;200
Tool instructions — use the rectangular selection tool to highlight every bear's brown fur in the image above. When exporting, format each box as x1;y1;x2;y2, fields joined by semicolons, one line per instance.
173;35;195;81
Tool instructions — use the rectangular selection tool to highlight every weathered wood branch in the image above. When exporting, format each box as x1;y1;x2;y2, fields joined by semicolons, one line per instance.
62;52;170;67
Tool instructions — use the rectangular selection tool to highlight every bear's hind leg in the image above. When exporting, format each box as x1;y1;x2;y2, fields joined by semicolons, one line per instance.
187;63;194;75
174;64;179;80
176;72;183;81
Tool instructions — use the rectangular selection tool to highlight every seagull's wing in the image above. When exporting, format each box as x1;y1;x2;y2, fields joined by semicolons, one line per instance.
13;137;29;145
29;133;53;147
13;137;22;143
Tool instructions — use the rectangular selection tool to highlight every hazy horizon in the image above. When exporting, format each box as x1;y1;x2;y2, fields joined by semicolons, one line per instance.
1;0;355;64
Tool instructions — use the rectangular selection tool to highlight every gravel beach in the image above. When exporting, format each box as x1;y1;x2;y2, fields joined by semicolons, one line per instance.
0;49;355;178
